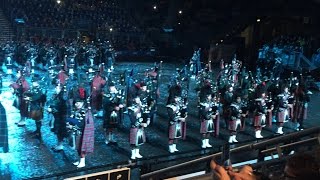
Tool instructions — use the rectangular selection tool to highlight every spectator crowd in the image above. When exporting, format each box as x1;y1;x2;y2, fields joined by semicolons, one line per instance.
4;0;142;33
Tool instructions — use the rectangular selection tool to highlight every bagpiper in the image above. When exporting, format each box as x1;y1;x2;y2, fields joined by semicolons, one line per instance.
102;81;124;144
223;85;234;128
48;83;68;151
10;70;30;126
275;85;291;135
166;86;187;153
228;93;242;143
128;94;148;159
240;90;249;131
23;75;46;141
199;90;219;148
253;94;267;139
70;88;95;168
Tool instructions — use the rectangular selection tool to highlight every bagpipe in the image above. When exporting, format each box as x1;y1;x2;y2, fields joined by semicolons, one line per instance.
66;92;93;149
66;108;86;149
201;100;219;120
129;103;150;127
266;92;274;110
66;109;86;130
177;96;188;119
140;96;155;124
103;91;124;124
254;98;268;115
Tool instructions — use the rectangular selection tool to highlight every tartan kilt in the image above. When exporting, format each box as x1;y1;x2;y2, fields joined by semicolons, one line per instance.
232;74;238;84
181;121;187;140
267;110;273;127
214;115;220;136
169;122;182;139
228;120;237;131
254;114;266;127
0;102;8;152
129;127;146;146
276;110;285;123
78;117;95;154
200;119;214;134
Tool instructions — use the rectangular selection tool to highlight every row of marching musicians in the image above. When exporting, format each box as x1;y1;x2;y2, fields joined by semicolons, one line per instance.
9;67;159;166
194;63;311;145
8;67;311;167
10;70;95;168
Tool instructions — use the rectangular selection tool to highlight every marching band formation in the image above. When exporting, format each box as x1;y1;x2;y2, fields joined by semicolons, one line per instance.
0;41;312;167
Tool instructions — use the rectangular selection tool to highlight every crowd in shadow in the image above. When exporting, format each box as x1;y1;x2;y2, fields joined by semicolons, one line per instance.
4;0;141;33
258;35;319;65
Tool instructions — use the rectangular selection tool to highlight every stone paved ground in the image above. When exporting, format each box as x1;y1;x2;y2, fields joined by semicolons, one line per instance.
0;61;319;180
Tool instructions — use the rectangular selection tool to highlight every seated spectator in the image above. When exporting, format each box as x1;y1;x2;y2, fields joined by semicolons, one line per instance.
283;153;320;180
210;152;320;180
210;160;257;180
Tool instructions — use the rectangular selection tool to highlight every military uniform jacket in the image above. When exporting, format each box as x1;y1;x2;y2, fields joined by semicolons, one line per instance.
254;100;267;116
69;108;86;130
103;92;121;128
199;101;218;121
276;93;289;111
229;103;242;120
128;104;143;128
167;103;181;125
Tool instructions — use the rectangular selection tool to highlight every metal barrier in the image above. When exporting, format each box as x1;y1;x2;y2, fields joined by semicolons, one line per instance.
141;126;320;179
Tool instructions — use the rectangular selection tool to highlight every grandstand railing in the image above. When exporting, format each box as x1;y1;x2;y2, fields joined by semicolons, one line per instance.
140;126;320;179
